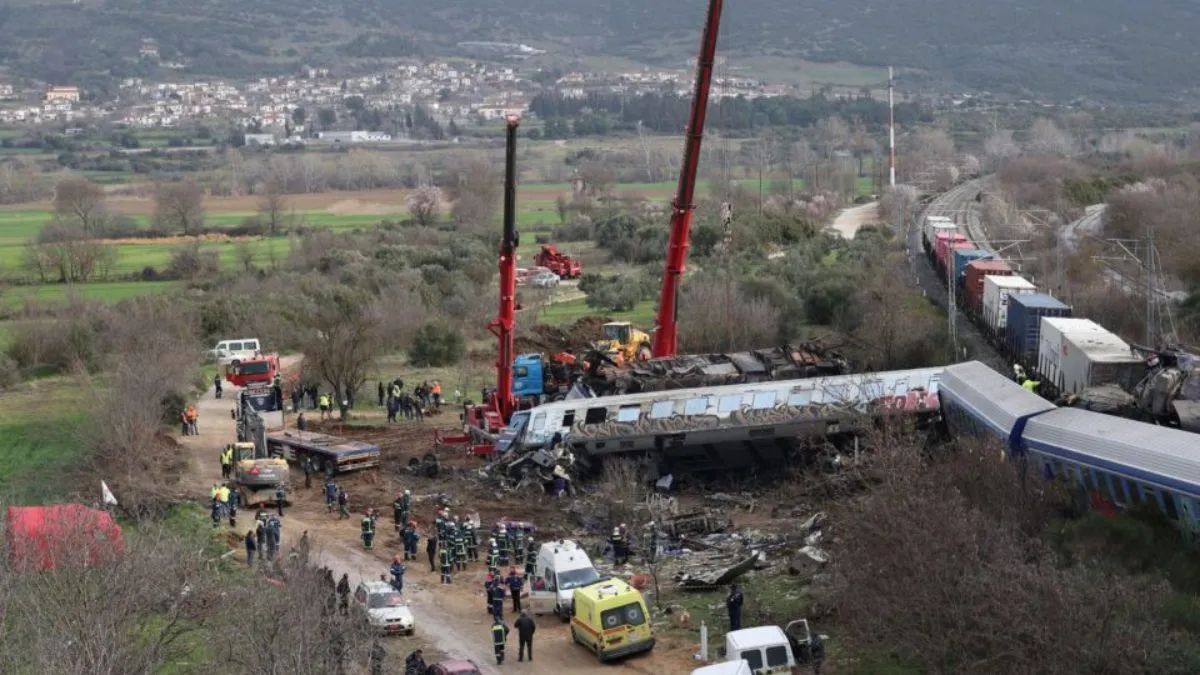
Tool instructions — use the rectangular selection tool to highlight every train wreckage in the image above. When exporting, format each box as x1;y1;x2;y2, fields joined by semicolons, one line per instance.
490;367;944;478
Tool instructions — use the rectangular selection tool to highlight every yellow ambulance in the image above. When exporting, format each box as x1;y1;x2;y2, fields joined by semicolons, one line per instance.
569;577;654;661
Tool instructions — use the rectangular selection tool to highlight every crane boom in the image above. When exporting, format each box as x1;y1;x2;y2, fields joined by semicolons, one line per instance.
652;0;724;358
488;114;521;423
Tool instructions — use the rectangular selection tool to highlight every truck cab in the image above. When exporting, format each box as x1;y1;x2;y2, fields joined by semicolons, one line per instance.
529;539;601;619
225;353;280;388
512;353;576;404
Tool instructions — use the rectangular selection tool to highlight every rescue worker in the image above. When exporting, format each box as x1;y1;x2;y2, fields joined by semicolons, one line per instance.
392;493;405;532
726;583;744;631
324;479;337;512
274;483;286;517
402;521;419;560
228;491;238;528
465;519;479;562
453;519;467;571
431;381;442;408
319;392;332;420
220;444;234;479
361;512;376;550
484;572;497;614
244;529;256;566
515;610;536;662
1022;377;1041;393
210;497;221;529
390;555;407;593
337;488;349;519
486;537;499;572
513;526;526;566
255;518;266;561
496;524;510;566
399;489;412;525
378;380;385;408
506;566;524;613
491;618;509;665
439;542;453;584
303;457;315;489
427;532;438;573
434;509;446;542
610;526;626;565
185;404;199;436
214;373;223;399
489;578;506;622
524;536;536;578
267;514;281;561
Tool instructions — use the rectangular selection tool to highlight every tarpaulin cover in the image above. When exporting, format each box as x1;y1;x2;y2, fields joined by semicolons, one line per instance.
5;504;124;571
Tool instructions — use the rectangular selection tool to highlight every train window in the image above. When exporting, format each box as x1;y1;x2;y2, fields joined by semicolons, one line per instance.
684;398;709;416
584;408;607;424
1128;482;1143;505
718;395;742;413
787;390;811;407
1164;493;1180;521
616;406;640;423
1105;474;1126;504
751;391;777;410
1082;468;1099;492
562;411;575;427
650;401;675;419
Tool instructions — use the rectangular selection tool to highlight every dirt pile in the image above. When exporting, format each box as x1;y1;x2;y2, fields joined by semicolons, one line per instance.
514;316;612;355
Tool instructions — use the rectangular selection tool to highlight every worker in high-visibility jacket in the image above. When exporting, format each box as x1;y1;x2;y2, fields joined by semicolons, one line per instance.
439;544;453;584
361;513;376;550
491;618;509;665
220;445;234;479
1021;378;1041;393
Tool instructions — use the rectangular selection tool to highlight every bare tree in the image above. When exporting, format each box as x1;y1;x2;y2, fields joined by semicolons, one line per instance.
1028;118;1076;157
258;180;289;235
235;240;257;272
405;185;443;227
153;179;206;235
449;160;502;232
678;274;779;353
52;176;108;234
293;284;387;418
983;129;1020;166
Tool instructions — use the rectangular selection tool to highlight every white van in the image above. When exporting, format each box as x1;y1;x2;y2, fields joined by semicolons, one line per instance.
529;539;600;619
206;338;261;364
692;661;753;675
725;626;795;675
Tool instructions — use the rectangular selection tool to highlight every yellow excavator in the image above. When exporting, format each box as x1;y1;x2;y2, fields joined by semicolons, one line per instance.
595;321;653;364
231;442;290;507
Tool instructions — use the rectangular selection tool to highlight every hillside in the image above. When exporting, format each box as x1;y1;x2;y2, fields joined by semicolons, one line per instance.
1;0;1198;103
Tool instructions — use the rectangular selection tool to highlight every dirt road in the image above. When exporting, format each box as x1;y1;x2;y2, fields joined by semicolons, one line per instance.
829;201;880;239
176;370;692;674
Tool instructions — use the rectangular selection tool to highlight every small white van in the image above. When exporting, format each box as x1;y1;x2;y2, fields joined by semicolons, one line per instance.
529;539;601;620
724;626;795;675
206;338;261;364
692;661;753;675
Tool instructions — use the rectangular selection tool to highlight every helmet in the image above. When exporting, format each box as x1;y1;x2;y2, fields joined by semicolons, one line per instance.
404;489;411;495
489;537;496;544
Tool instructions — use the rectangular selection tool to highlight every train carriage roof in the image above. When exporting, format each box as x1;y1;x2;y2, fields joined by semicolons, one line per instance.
940;361;1055;439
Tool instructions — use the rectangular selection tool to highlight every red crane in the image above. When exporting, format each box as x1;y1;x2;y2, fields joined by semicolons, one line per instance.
651;0;725;358
487;114;522;425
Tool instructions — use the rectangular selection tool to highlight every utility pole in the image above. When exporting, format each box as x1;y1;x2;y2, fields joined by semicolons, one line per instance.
888;66;896;188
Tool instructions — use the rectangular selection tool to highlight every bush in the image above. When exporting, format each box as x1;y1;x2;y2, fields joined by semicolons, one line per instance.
0;353;20;388
165;243;219;280
579;273;648;312
552;216;593;242
408;321;465;367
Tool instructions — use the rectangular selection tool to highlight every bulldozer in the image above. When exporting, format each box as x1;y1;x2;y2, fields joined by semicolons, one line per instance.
231;442;290;507
595;321;652;364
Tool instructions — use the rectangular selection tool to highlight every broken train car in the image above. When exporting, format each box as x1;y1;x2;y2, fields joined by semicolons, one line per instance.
496;367;943;474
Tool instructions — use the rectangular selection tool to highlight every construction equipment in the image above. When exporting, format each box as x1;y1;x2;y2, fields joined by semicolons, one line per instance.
652;0;725;358
231;441;290;507
533;244;582;279
596;321;652;364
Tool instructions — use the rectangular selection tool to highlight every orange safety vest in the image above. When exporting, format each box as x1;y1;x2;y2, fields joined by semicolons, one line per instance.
431;383;442;396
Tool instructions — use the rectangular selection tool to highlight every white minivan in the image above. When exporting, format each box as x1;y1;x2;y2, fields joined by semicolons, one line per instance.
529;539;601;620
206;338;261;364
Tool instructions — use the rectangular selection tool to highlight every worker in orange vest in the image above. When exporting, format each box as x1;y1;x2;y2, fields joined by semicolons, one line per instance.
431;381;443;408
185;404;199;436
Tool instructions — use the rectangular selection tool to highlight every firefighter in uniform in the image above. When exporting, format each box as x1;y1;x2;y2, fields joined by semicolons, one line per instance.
487;537;499;572
610;526;626;565
491;618;509;665
361;513;376;550
465;519;479;562
524;536;537;578
453;518;467;571
439;542;453;584
402;521;419;560
497;524;510;567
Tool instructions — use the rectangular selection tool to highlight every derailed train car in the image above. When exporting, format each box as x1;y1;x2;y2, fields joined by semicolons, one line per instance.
498;367;943;473
940;361;1200;538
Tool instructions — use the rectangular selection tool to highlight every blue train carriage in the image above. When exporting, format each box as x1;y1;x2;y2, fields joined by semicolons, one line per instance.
938;361;1056;456
1019;408;1200;532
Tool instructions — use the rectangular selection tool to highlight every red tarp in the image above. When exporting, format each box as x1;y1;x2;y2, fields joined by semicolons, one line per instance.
6;504;124;571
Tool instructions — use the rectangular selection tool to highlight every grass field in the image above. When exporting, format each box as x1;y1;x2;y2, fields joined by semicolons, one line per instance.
0;376;89;503
537;297;656;328
0;281;179;309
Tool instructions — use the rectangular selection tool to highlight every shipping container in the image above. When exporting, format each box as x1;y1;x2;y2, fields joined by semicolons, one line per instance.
964;260;1013;314
1005;293;1071;366
934;232;969;271
982;275;1036;334
952;249;990;286
923;217;957;249
1036;318;1143;395
940;240;976;276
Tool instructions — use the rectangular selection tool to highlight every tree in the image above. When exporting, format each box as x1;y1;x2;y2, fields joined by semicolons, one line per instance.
294;285;386;418
166;242;218;280
52;176;107;234
1028;118;1076;156
291;106;307;128
234;240;257;272
579;273;647;312
983;129;1020;165
409;321;465;367
317;108;336;131
405;186;443;227
449;160;501;232
153;179;205;235
678;274;780;353
257;181;288;235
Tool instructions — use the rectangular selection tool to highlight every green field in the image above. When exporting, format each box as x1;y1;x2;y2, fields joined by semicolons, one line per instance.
537;297;656;328
0;281;179;309
0;376;88;503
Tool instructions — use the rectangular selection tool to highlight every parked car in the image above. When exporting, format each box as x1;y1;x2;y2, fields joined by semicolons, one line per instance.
353;580;414;635
428;659;482;675
206;338;261;364
531;270;561;288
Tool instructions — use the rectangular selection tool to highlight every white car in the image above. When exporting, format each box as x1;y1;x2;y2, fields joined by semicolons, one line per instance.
354;581;415;635
531;271;561;288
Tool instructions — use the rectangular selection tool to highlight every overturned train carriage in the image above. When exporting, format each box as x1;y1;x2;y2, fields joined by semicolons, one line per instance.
501;367;943;473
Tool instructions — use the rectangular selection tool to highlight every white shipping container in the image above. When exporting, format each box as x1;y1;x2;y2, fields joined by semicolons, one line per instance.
923;216;957;245
1035;318;1141;395
982;275;1036;333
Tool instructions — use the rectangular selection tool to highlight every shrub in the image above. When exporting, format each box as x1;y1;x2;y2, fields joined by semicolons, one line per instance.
408;321;465;367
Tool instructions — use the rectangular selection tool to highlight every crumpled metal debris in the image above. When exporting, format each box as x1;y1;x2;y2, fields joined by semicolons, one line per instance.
676;551;760;590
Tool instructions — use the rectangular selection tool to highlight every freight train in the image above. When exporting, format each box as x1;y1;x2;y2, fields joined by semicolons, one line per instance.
920;215;1150;406
940;361;1200;538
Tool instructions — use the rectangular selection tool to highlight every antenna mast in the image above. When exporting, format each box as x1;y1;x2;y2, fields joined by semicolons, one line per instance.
888;66;896;188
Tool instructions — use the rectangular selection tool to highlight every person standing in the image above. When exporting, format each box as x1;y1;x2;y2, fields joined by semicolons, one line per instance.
453;519;467;572
244;529;257;566
465;520;479;562
390;555;407;593
324;479;337;513
275;484;286;517
369;639;386;675
486;537;499;573
297;412;307;431
610;526;626;565
491;618;509;665
378;380;385;408
319;392;332;420
214;374;223;399
361;512;376;550
515;611;535;662
303;457;314;489
291;387;302;413
506;567;524;613
426;532;438;573
726;584;744;631
489;578;505;622
255;518;266;562
439;544;453;584
267;515;281;561
392;492;405;532
337;488;349;519
210;498;221;529
220;444;233;479
337;574;350;615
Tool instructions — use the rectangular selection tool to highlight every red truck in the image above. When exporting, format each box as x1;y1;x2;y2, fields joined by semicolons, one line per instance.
225;353;280;388
533;244;582;279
